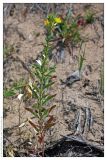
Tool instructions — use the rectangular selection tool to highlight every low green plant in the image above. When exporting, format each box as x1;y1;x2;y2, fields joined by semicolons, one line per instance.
44;11;82;48
4;36;57;156
84;10;95;24
44;10;95;55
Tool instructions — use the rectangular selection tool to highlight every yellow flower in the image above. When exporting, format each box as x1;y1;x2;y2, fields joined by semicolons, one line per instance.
44;19;50;26
54;17;62;24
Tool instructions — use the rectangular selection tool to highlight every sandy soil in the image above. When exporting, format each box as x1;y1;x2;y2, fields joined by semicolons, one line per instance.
3;3;104;155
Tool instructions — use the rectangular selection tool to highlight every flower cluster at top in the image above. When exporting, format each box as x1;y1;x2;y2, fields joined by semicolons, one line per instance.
44;15;62;26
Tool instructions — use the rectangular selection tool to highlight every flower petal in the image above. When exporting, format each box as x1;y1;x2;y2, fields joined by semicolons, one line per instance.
17;94;23;101
36;59;42;66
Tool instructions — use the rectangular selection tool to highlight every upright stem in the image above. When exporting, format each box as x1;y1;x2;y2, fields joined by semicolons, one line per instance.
42;133;45;157
36;37;52;156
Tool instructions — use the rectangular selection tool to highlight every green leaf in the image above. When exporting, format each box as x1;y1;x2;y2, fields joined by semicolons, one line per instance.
33;62;41;69
85;11;94;24
45;69;55;77
4;79;26;98
32;103;39;109
44;81;54;89
3;89;16;98
14;83;25;90
35;69;42;79
33;88;40;99
78;54;85;72
41;108;49;119
42;94;56;105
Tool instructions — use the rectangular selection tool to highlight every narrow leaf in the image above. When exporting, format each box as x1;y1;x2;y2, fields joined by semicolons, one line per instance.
44;122;56;130
48;105;57;113
44;81;54;89
41;108;49;119
42;94;56;105
26;106;39;118
46;115;56;125
28;119;39;131
25;107;34;114
35;69;42;79
3;89;16;98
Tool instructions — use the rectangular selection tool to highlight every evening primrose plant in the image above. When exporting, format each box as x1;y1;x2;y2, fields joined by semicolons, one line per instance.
24;37;57;156
44;10;95;50
44;12;82;55
4;36;57;157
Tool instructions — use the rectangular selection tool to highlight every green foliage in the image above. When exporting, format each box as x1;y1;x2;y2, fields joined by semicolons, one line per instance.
45;12;82;47
4;79;26;98
78;44;86;73
3;89;16;98
84;11;95;24
25;37;57;155
78;54;85;73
